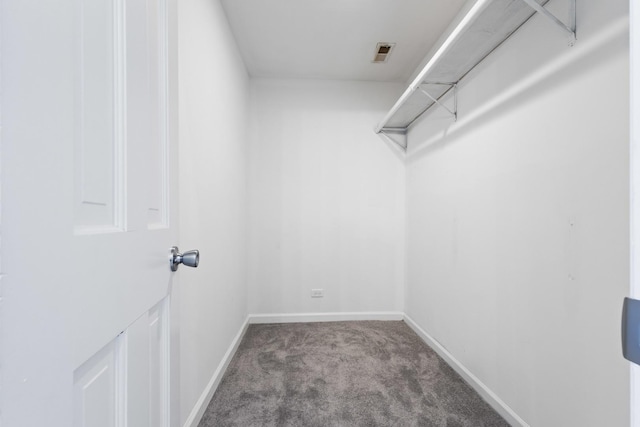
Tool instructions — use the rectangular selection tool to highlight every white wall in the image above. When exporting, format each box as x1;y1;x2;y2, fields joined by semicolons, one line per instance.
178;0;248;424
405;0;629;425
247;79;405;316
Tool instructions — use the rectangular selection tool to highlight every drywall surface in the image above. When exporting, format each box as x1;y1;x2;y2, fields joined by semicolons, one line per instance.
404;0;630;425
178;0;248;424
248;79;405;315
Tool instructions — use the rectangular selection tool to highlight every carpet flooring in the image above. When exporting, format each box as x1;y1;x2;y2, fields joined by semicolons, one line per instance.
198;321;510;427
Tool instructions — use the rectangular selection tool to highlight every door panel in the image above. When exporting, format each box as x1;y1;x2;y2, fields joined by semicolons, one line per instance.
126;297;170;427
74;0;122;233
1;0;179;425
148;300;170;427
127;314;151;427
127;0;170;232
72;297;170;427
73;335;123;427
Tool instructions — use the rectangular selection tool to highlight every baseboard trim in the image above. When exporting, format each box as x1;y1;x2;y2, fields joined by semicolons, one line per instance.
182;316;250;427
248;311;405;324
403;314;529;427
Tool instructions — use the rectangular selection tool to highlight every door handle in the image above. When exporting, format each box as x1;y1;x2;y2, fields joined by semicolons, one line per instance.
622;297;640;365
169;246;199;271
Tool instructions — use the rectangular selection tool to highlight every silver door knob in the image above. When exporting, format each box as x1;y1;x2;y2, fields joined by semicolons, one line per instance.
169;246;199;271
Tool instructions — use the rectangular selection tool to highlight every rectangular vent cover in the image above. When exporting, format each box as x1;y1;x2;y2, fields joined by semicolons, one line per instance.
373;42;395;63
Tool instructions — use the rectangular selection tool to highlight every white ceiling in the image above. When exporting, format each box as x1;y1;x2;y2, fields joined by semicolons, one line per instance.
220;0;469;83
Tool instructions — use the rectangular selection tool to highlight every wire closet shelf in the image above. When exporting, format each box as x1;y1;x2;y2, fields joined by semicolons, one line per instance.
375;0;576;150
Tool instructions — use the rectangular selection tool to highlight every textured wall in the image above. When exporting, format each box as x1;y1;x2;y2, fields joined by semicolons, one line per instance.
404;0;630;425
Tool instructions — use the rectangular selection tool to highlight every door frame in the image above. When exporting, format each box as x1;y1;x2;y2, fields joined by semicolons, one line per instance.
631;0;639;424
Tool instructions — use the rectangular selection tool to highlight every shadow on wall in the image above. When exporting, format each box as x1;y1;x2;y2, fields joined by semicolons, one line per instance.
377;132;408;163
405;16;628;163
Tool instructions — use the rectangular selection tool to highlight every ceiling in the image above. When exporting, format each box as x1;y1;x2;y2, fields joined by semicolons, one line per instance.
219;0;469;83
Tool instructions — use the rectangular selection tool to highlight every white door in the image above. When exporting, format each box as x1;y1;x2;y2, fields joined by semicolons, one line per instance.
1;0;180;426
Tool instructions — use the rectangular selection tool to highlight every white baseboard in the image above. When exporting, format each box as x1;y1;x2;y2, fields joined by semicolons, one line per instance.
182;316;250;427
248;311;405;324
403;314;528;427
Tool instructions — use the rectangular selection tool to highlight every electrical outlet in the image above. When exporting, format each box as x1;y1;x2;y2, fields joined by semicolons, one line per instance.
311;289;324;298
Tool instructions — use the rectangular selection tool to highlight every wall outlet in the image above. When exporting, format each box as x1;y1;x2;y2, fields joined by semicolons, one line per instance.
311;289;324;298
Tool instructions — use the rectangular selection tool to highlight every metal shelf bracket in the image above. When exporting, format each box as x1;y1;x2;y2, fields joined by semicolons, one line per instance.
520;0;576;45
418;83;458;122
380;130;408;150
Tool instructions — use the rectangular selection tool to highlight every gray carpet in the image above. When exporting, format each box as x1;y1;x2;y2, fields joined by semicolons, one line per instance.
198;321;510;427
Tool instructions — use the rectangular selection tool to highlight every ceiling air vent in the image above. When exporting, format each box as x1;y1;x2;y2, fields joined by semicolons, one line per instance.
372;42;395;63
